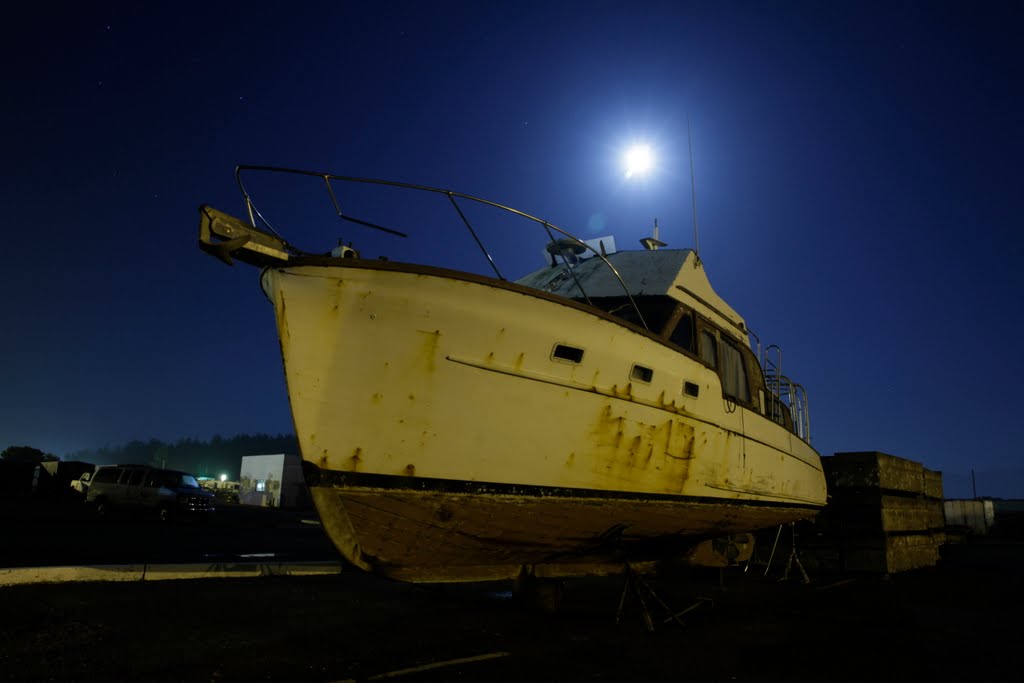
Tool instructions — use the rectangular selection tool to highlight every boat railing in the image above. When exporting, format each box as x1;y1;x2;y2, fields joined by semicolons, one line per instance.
229;164;649;330
746;327;762;370
762;344;812;443
791;381;811;443
763;344;783;424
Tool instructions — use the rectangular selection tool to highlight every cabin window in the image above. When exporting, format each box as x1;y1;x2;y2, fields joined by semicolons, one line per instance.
552;344;584;364
586;296;677;333
93;468;121;485
125;469;145;486
630;364;653;383
721;340;751;403
669;313;695;352
700;331;717;369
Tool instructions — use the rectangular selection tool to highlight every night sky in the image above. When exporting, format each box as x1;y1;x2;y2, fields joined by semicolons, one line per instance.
4;2;1021;498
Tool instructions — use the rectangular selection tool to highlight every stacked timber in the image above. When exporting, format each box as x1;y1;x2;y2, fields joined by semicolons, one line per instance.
809;451;946;574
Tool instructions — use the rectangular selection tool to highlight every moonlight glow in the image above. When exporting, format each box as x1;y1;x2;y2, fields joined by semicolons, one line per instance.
623;144;653;178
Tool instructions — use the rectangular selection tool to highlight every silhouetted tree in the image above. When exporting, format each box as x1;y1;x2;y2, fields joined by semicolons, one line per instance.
65;433;298;479
1;445;58;464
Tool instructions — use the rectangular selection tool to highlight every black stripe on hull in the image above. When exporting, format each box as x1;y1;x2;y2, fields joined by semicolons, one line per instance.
302;464;821;512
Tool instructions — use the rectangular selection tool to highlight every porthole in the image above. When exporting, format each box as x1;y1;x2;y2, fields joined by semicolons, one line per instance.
552;344;584;364
630;365;653;383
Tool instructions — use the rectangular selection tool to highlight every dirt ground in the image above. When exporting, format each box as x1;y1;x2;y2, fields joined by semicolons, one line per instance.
0;498;338;568
1;539;1021;682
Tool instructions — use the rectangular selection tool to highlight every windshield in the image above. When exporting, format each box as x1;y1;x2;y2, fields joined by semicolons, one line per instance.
154;472;201;489
177;474;201;489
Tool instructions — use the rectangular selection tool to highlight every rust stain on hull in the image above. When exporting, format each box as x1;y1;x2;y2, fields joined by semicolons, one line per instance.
347;448;363;471
261;262;826;585
588;404;698;491
417;329;441;374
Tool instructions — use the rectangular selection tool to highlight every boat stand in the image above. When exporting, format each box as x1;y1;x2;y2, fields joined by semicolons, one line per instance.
768;522;810;584
513;565;565;614
615;559;713;631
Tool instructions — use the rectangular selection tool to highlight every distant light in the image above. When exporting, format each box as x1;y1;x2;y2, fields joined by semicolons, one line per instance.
623;144;653;179
220;473;228;482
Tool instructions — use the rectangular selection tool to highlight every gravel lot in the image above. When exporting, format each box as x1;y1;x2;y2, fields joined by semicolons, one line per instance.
1;498;1021;682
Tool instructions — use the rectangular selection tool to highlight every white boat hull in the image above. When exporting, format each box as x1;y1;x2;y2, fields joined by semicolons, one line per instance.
261;260;827;581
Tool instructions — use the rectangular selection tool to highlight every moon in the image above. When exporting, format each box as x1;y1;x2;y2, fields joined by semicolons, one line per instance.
623;144;653;179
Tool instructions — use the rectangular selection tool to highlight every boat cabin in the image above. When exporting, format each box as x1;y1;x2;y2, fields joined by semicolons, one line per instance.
516;248;797;435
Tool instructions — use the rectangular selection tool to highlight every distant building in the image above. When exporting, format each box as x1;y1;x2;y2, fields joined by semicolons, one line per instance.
944;499;995;535
944;498;1024;537
238;454;310;509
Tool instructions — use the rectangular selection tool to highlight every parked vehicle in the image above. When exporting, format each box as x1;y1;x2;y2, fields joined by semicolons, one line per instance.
86;465;215;520
70;471;92;495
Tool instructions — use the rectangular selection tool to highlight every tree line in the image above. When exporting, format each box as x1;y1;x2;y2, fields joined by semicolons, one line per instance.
1;434;298;480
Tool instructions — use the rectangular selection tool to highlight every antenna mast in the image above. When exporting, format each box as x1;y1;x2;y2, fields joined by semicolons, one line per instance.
687;113;701;263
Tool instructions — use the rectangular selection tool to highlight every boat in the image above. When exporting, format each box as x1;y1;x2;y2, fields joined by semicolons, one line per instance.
198;165;827;583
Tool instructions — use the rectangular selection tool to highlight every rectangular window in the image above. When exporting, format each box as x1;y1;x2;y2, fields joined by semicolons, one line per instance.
635;297;679;332
721;340;751;403
93;468;121;484
588;295;678;332
669;313;695;352
700;331;717;369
